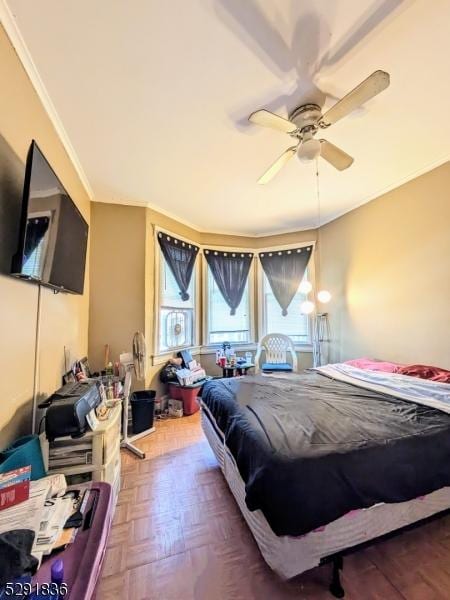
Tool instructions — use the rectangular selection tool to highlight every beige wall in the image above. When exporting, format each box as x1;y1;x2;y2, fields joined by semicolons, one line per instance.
88;203;146;373
0;25;91;447
320;161;450;368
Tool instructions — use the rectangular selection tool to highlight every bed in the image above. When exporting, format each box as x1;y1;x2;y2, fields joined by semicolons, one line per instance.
200;364;450;596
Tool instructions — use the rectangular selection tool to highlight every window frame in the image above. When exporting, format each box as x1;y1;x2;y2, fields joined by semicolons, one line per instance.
202;246;256;347
153;227;201;363
256;241;316;348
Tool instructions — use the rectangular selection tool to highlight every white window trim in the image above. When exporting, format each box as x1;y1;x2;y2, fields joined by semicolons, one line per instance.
256;240;316;350
152;226;201;365
202;245;256;347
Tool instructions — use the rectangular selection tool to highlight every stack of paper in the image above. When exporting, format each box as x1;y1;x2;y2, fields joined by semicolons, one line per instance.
49;442;93;468
36;497;73;552
0;473;68;565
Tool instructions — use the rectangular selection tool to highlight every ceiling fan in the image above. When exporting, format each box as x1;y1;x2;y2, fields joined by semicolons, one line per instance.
249;70;390;184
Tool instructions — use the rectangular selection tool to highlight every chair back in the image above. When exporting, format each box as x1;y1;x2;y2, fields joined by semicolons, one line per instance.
255;333;298;373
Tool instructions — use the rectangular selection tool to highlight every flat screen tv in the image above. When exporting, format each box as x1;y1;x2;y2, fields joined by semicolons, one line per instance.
11;141;88;294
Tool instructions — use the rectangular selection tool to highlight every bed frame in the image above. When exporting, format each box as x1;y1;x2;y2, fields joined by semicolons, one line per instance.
201;403;450;597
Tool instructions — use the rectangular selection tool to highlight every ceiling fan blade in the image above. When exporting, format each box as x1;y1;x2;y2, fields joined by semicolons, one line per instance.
319;70;390;127
320;140;354;171
257;146;297;184
249;109;297;134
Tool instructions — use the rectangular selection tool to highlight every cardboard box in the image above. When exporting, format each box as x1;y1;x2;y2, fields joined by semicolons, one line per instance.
0;465;31;511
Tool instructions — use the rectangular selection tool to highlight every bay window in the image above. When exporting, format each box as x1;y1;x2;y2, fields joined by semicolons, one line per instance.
155;232;313;355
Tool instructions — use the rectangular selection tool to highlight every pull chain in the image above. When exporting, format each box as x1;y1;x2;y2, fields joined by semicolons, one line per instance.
315;159;321;282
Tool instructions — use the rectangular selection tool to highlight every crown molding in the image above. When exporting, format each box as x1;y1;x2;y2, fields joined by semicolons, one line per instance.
0;0;94;200
146;197;317;237
95;196;265;237
91;155;450;237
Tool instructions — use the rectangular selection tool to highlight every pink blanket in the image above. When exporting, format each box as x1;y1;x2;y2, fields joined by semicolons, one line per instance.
344;357;403;373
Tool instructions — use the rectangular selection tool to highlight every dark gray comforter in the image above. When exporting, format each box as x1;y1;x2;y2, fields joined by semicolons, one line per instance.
201;372;450;537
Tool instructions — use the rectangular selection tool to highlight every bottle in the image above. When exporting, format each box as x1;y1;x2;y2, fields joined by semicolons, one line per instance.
51;559;64;599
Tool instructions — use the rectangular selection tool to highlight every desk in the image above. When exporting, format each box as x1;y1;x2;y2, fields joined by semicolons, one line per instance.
222;363;254;378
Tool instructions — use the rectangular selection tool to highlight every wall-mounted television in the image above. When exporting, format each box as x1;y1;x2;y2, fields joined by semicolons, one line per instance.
11;141;88;294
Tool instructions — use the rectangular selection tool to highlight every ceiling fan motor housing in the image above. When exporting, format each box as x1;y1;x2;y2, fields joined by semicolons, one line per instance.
289;104;322;136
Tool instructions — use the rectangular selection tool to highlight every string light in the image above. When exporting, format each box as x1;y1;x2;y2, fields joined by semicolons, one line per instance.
300;300;315;315
317;290;331;303
299;280;313;294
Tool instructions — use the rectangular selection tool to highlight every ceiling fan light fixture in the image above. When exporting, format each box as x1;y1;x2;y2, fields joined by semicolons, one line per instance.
297;138;321;163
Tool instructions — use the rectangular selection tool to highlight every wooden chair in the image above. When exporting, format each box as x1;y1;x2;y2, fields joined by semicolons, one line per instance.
254;333;298;374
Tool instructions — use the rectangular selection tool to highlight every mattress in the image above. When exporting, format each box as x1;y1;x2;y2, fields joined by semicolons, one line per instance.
201;406;450;579
201;367;450;537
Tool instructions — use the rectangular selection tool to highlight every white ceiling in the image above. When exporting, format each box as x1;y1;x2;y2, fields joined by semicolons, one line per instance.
3;0;450;235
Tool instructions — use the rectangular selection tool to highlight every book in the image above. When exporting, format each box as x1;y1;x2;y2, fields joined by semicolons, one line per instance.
0;466;31;511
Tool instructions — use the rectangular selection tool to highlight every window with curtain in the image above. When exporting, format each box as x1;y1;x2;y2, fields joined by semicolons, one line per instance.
158;254;195;352
261;269;311;344
206;266;250;344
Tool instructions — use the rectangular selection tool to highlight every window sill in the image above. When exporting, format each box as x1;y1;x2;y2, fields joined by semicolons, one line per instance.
199;343;314;355
152;342;314;366
151;345;202;366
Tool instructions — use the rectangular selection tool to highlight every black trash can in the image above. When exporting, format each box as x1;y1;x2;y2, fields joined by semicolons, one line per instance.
130;390;156;434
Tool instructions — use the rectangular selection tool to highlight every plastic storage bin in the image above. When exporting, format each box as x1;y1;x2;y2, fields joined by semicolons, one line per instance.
179;388;200;415
168;383;182;400
0;434;46;480
130;390;156;434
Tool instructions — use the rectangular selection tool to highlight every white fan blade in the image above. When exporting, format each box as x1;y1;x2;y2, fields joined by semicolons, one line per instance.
319;70;390;127
320;140;354;171
249;109;297;134
257;146;297;184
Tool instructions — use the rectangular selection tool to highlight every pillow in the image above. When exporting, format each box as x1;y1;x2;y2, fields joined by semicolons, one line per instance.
344;357;403;373
394;364;450;383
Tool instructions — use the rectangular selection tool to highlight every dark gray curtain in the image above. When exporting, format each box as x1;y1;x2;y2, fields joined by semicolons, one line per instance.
158;232;199;301
259;245;312;315
204;249;253;315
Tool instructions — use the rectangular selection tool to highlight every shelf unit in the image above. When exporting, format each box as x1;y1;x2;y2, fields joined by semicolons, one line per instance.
46;403;122;499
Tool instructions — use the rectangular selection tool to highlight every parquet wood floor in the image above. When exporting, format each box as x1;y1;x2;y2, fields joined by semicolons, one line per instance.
97;412;450;599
